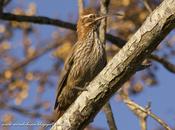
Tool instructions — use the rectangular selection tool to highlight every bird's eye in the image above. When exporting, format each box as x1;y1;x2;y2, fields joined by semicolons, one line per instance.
89;15;95;19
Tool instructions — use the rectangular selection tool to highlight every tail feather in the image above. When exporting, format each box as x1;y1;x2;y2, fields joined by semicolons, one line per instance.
54;100;59;110
52;110;64;122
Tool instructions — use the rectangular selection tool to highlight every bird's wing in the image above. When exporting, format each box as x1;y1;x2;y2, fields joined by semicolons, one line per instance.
54;50;74;110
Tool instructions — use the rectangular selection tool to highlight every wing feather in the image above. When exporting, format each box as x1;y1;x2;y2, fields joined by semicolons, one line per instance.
54;51;74;110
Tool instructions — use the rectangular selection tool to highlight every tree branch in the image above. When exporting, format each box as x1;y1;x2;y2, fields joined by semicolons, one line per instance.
99;1;118;130
120;93;172;130
99;0;110;42
142;0;153;13
0;12;126;47
1;13;76;30
0;40;63;79
0;0;5;16
51;0;175;129
149;54;175;73
78;0;84;15
0;101;51;121
103;103;117;130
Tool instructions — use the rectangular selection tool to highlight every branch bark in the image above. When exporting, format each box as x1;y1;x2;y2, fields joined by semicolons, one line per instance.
103;103;117;130
51;0;175;129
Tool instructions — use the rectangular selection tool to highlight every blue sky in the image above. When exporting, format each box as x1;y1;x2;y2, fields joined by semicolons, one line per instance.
2;0;175;130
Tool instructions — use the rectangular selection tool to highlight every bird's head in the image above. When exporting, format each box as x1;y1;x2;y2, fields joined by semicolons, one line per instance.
77;8;107;40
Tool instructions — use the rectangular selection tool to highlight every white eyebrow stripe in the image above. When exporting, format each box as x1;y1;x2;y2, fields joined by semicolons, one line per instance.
81;14;95;19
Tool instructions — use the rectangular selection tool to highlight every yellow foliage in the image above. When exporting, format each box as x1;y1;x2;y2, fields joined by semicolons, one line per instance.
27;47;36;58
1;41;11;50
26;3;37;16
53;42;73;61
26;72;34;80
133;82;143;93
0;25;5;33
2;113;14;124
4;70;12;79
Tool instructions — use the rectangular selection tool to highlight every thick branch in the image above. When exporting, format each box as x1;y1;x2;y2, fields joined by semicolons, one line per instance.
51;0;175;129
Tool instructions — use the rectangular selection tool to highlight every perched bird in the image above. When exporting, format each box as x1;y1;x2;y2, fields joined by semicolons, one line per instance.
54;8;108;118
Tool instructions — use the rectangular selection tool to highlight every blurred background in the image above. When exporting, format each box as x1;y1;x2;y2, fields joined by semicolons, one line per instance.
0;0;175;130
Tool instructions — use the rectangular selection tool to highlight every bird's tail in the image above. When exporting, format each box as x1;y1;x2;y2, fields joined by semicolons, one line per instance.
53;109;64;122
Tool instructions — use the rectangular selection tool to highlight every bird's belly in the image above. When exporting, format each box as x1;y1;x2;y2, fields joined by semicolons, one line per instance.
79;51;106;84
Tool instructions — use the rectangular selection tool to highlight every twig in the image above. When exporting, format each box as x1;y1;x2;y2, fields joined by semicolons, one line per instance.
0;40;63;78
149;54;175;73
103;103;118;130
99;0;110;43
124;99;172;130
0;101;51;120
119;90;148;130
120;90;172;130
0;0;5;16
78;0;84;15
148;111;172;130
141;0;152;13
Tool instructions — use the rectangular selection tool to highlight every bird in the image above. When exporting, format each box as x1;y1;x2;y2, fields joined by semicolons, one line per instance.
54;8;108;118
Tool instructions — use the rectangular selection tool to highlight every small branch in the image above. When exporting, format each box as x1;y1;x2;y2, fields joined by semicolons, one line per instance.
99;0;110;42
120;89;171;130
119;90;148;130
148;111;172;130
149;54;175;73
0;12;126;47
1;13;76;30
0;0;5;16
103;103;118;130
78;0;84;15
0;101;51;120
142;0;153;13
123;98;172;130
0;40;63;79
139;117;147;130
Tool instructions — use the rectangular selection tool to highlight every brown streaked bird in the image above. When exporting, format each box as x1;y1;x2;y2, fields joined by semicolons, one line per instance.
54;8;108;118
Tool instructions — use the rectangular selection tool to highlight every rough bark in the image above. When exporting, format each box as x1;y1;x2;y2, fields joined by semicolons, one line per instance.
51;0;175;129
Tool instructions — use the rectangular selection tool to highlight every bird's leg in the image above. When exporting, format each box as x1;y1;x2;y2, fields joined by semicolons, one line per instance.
84;82;89;88
74;86;88;91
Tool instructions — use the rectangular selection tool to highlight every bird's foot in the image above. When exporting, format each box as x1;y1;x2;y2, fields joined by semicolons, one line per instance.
74;86;88;91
